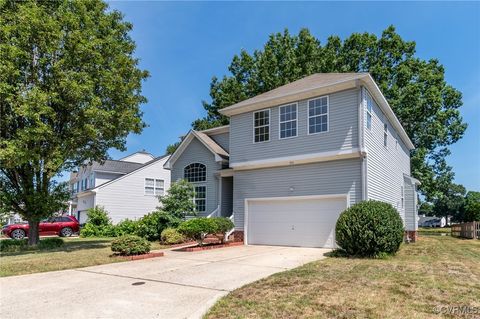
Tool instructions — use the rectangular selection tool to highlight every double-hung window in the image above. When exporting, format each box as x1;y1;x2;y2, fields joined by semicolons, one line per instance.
384;123;388;147
89;173;95;188
145;178;165;196
366;92;373;130
279;103;297;139
194;186;206;212
253;109;270;143
308;96;328;134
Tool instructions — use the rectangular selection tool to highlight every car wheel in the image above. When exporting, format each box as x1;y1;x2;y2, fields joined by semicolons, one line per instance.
11;229;26;240
60;227;73;237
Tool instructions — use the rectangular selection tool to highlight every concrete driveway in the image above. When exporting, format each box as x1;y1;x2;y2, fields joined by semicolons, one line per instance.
0;245;329;319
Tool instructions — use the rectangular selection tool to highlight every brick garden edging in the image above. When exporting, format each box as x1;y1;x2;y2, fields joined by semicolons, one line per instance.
173;241;244;252
116;251;164;261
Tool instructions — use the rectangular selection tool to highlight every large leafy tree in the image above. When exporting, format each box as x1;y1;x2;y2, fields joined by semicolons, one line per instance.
185;26;466;200
0;0;148;245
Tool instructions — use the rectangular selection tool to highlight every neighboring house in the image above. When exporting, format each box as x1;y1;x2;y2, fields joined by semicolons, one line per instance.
69;151;171;224
418;215;447;228
165;73;420;248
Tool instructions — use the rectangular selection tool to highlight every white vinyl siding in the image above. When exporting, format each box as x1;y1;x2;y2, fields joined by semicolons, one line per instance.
363;87;411;223
253;109;270;143
279;103;297;139
308;96;329;134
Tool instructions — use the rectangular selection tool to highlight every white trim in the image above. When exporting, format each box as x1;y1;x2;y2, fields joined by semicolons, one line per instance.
193;185;207;213
164;131;228;169
199;125;229;135
278;102;298;140
231;148;364;171
92;170;128;175
244;194;349;247
144;178;165;196
252;108;271;144
183;162;207;183
216;168;234;177
307;95;329;135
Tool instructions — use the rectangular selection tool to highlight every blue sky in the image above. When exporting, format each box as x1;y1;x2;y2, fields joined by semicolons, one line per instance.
105;1;479;191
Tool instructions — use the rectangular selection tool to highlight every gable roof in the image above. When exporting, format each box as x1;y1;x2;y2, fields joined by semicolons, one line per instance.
118;150;155;162
164;130;229;169
93;154;170;190
219;72;415;150
91;160;143;174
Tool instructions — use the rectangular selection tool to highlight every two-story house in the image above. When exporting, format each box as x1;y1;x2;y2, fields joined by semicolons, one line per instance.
165;73;420;248
69;151;171;224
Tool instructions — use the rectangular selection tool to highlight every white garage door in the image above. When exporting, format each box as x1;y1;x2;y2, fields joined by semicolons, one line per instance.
246;196;347;248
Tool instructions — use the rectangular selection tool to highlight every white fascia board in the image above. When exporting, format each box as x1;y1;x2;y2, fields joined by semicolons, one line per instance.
231;148;363;171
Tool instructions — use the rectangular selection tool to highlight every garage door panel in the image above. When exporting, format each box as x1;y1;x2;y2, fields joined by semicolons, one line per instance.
247;196;346;248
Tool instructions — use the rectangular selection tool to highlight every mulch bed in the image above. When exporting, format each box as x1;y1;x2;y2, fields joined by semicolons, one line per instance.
173;241;244;252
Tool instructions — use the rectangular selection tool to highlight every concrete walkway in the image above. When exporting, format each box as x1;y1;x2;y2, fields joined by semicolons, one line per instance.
0;245;329;319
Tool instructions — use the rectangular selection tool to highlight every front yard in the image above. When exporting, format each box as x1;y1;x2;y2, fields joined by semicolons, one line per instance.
205;236;480;319
0;237;167;277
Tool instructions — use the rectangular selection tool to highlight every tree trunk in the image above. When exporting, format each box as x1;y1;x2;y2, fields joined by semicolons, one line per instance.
27;220;40;246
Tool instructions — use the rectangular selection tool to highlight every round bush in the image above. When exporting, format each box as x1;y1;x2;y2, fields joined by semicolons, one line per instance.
335;200;404;257
160;228;186;245
177;218;218;246
111;235;151;256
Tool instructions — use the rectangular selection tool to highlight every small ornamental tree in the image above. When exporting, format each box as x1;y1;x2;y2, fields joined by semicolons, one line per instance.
158;179;196;219
464;191;480;222
335;200;404;257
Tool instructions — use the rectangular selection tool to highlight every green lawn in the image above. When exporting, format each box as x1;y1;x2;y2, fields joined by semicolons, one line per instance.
0;237;167;277
205;236;480;319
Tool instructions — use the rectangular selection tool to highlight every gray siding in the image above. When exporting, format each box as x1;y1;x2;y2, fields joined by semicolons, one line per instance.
210;132;230;152
404;177;417;231
233;158;362;230
230;88;359;164
363;87;411;223
171;137;221;216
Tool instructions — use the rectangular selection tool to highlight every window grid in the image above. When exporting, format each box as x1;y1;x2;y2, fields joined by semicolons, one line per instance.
254;110;270;143
194;186;206;212
366;92;373;130
279;104;297;139
184;163;206;183
308;97;328;134
145;178;165;196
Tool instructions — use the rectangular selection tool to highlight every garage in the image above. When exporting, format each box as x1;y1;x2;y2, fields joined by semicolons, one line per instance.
246;195;348;248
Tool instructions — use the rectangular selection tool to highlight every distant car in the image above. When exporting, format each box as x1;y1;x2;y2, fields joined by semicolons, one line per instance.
1;216;80;239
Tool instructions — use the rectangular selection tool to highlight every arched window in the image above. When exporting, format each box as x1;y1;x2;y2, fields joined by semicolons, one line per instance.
184;163;206;183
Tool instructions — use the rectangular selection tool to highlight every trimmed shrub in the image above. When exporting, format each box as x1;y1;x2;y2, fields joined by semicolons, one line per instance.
80;207;115;237
211;217;234;243
0;239;27;252
37;237;64;249
136;211;182;241
115;219;139;236
177;218;218;246
160;228;186;245
111;235;151;256
335;200;404;257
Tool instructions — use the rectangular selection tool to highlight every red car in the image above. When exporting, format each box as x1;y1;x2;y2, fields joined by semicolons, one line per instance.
2;216;80;239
